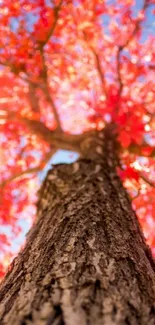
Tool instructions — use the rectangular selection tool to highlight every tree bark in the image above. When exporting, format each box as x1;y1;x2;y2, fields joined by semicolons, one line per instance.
0;125;155;325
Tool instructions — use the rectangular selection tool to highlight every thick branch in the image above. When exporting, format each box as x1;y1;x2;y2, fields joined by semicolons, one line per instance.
20;117;91;152
2;110;94;153
39;43;62;131
2;108;155;160
42;82;62;132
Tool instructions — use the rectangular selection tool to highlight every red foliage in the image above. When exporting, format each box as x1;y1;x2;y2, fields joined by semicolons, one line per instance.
119;166;140;181
0;0;155;278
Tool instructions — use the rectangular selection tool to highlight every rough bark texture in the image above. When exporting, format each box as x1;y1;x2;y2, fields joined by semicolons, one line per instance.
0;125;155;325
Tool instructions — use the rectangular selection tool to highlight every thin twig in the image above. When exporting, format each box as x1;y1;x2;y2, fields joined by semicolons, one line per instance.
0;150;56;190
83;31;107;99
116;0;149;110
38;0;63;49
127;142;155;158
140;174;155;188
91;49;108;99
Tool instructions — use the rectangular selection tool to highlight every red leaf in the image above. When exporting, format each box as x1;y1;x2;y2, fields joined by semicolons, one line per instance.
141;147;153;156
119;167;140;181
118;131;131;148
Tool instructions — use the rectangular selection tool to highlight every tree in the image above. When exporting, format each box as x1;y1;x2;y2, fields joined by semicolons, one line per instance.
0;0;155;323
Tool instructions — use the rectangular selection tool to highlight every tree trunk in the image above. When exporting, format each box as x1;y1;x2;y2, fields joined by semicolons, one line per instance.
0;125;155;325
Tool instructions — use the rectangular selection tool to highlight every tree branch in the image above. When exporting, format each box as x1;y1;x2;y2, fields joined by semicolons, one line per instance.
91;49;108;99
43;85;62;131
116;0;149;108
127;142;155;158
1;109;94;153
0;1;63;124
38;0;63;49
83;32;107;99
36;0;63;132
0;61;42;115
0;55;62;131
116;47;123;98
38;46;63;131
140;174;155;188
28;82;40;113
0;150;56;190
